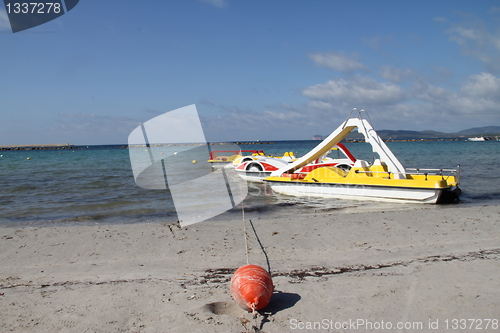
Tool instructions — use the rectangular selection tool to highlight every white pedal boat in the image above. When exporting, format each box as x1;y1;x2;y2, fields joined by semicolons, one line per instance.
208;149;266;168
234;143;356;182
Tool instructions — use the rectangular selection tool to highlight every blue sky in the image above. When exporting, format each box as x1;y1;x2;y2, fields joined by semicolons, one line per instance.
1;0;499;144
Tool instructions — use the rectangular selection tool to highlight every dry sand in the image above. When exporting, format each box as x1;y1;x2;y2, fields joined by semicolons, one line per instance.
0;203;499;332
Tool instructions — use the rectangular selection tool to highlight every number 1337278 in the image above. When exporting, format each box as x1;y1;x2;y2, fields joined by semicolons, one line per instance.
6;3;62;14
444;319;498;330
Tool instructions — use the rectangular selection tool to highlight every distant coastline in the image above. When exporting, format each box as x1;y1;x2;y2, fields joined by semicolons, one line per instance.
313;124;500;141
0;143;76;151
0;141;276;151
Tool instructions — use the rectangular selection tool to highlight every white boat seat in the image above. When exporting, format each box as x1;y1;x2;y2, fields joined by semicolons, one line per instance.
372;159;385;166
353;160;370;169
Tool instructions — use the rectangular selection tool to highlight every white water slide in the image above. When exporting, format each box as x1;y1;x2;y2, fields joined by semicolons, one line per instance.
270;109;407;179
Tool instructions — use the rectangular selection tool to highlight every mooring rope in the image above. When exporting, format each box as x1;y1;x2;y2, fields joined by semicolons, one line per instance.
242;201;250;265
248;219;271;274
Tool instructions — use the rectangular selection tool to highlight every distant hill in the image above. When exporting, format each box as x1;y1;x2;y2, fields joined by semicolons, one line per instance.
326;125;500;140
457;126;500;136
376;130;457;139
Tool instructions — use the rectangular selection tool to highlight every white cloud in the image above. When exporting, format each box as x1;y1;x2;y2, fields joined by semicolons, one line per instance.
0;9;11;31
199;98;215;107
308;52;365;72
199;71;500;138
204;104;304;130
379;65;416;83
460;72;500;97
199;0;226;8
54;113;143;143
199;102;326;141
452;73;500;115
302;76;406;106
432;66;453;80
441;13;500;73
362;35;395;52
306;100;333;110
202;43;500;139
433;17;448;23
409;72;500;116
298;68;499;133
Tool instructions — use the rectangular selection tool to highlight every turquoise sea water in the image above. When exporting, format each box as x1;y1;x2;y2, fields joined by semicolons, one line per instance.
1;140;499;227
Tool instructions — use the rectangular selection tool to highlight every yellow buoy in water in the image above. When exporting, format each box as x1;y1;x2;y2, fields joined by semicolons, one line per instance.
192;160;197;164
27;157;31;160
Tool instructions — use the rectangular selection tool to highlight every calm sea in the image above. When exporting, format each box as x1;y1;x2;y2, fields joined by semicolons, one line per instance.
1;140;499;227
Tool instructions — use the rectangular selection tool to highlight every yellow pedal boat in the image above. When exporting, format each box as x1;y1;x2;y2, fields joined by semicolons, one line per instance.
265;109;461;204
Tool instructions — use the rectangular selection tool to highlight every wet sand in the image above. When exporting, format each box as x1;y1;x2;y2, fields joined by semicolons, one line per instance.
1;203;499;332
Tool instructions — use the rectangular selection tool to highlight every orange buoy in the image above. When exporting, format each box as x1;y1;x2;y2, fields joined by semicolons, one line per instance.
230;264;273;312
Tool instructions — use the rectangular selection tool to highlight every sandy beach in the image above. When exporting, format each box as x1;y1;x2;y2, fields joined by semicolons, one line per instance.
1;203;499;332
